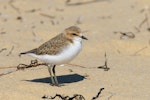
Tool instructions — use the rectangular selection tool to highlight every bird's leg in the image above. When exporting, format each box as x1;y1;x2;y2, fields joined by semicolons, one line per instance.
52;65;59;86
47;64;55;85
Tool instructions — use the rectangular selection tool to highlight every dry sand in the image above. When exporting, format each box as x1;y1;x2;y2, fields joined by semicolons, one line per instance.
0;0;150;99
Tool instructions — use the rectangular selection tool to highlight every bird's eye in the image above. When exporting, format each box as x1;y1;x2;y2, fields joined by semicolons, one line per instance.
72;33;77;36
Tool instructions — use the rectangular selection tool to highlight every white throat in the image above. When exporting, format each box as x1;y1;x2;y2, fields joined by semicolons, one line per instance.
73;37;82;42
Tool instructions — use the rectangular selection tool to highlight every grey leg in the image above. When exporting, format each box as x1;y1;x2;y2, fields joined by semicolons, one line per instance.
47;64;55;85
52;65;59;85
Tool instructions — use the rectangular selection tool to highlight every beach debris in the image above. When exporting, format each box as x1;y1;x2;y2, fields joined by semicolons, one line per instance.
0;60;46;76
42;94;85;100
98;53;110;71
92;88;104;100
17;59;46;70
42;88;104;100
113;31;135;39
16;16;23;22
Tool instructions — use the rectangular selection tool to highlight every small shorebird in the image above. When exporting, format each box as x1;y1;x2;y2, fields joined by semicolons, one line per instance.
20;26;88;86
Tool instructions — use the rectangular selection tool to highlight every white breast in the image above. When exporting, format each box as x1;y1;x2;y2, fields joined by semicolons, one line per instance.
27;40;82;65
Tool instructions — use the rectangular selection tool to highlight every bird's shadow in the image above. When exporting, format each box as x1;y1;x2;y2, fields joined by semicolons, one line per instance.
25;74;85;84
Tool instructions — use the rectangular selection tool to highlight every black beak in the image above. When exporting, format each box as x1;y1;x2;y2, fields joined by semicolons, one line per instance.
81;36;88;40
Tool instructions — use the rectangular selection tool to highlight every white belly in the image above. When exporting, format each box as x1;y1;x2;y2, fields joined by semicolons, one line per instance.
27;41;82;65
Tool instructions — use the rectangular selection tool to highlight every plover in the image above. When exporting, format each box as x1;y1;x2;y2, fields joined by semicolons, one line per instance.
20;26;88;86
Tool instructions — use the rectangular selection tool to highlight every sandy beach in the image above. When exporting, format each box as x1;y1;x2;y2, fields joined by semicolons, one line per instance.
0;0;150;99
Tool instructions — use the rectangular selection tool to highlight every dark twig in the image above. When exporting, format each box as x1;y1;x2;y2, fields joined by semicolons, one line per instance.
8;0;20;13
92;88;104;100
98;53;110;71
6;46;14;56
0;60;46;77
0;59;89;77
42;88;104;100
42;94;85;100
17;59;46;70
0;59;103;77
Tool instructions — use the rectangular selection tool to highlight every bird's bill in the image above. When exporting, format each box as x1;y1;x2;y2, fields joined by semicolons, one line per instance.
81;36;88;40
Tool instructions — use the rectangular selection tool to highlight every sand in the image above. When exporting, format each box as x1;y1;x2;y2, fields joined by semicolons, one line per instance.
0;0;150;99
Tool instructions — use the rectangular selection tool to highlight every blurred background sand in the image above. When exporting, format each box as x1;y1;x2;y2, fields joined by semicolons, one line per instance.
0;0;150;99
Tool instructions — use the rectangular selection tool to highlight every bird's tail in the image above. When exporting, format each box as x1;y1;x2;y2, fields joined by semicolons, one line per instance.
19;48;37;57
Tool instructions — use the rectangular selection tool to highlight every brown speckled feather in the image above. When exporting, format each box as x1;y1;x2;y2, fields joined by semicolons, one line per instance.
23;33;71;55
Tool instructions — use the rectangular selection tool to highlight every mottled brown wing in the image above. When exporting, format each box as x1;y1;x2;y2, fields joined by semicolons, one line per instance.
20;33;69;56
32;33;68;55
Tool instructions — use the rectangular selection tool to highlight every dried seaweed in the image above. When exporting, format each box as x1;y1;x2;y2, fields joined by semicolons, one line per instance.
92;88;104;100
0;60;46;76
42;88;104;100
42;94;85;100
17;59;46;70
